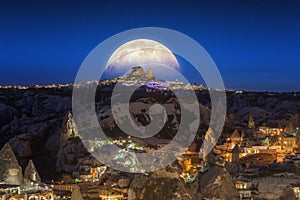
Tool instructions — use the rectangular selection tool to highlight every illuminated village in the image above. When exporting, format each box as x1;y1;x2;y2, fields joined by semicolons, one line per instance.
0;67;300;200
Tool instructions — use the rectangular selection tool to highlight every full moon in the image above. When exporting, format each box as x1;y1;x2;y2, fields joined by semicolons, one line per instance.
105;39;180;76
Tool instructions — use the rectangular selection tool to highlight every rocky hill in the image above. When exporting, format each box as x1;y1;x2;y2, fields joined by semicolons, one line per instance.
127;160;239;200
0;84;299;179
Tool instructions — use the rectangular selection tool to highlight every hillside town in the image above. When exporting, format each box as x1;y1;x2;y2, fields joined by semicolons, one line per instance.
1;107;300;199
0;67;300;199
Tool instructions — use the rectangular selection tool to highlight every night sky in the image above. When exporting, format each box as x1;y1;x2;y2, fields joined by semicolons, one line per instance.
1;0;300;91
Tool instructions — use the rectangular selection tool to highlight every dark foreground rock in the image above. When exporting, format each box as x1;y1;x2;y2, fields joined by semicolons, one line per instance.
200;166;240;200
0;143;24;185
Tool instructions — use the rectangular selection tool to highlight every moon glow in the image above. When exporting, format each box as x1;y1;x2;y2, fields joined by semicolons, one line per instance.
105;39;180;76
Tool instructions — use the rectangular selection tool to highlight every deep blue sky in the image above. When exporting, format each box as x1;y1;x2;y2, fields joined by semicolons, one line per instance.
0;0;300;91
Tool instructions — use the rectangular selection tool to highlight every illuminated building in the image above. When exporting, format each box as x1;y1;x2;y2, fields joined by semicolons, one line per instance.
283;136;297;152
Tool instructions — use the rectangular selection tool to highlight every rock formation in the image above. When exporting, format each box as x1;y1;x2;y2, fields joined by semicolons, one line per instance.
124;66;145;78
60;111;78;143
200;166;240;200
232;145;240;163
24;159;41;183
56;138;89;172
146;68;154;79
0;143;24;185
122;66;156;81
9;134;33;157
0;102;19;127
71;185;84;200
248;115;255;128
128;158;240;200
56;111;83;172
129;162;197;200
277;186;297;200
240;129;246;141
128;163;200;200
231;129;240;144
0;82;299;181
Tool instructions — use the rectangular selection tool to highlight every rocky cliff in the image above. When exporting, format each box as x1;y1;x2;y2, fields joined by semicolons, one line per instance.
0;85;299;177
277;186;298;200
128;161;239;200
